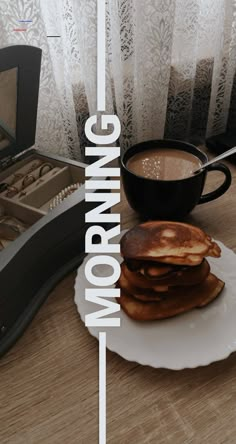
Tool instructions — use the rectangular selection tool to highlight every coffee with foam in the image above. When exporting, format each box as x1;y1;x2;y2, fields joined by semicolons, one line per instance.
127;148;202;180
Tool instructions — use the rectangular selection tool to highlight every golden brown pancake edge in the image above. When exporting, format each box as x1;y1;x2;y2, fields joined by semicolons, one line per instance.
121;260;210;288
117;273;225;321
121;221;221;266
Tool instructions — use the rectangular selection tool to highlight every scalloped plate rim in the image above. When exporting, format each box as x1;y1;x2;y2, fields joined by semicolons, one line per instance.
74;231;236;370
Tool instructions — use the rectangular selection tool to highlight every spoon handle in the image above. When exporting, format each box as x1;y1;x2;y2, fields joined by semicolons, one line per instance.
195;146;236;172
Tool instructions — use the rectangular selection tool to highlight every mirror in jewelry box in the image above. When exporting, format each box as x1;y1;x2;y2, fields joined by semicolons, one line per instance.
0;150;110;357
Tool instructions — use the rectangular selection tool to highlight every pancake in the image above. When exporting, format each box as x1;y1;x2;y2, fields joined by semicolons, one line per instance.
118;271;168;302
139;264;183;279
122;262;171;289
126;259;174;277
118;273;225;321
121;221;221;266
122;260;210;288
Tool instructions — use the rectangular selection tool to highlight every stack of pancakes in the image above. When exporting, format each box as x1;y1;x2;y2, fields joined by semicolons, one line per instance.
117;221;225;321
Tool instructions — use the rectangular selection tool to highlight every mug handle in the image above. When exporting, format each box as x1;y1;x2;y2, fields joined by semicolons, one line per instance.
199;162;232;204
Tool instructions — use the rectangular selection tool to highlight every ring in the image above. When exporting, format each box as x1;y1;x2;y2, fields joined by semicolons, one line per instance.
39;163;53;177
22;174;35;188
13;173;24;183
26;160;43;174
6;186;19;198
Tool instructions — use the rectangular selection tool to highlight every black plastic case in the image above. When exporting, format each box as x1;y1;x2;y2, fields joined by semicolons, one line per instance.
0;46;98;357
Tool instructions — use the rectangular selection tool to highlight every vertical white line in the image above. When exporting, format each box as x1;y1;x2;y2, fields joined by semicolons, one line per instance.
97;0;106;111
99;332;106;444
98;1;107;441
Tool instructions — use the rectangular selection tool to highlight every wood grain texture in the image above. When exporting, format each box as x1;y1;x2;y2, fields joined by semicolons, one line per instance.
1;146;236;444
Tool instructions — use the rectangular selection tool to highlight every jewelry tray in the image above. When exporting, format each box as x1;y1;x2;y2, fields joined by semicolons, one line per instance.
0;45;108;357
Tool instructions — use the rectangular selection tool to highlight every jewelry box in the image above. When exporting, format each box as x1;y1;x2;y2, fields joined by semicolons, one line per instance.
0;45;102;357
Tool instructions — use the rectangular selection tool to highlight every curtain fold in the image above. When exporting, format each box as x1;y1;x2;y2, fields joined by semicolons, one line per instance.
1;0;236;159
106;0;236;147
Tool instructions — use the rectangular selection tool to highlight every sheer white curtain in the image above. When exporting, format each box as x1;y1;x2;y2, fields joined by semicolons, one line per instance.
107;0;236;148
1;0;236;159
0;0;85;159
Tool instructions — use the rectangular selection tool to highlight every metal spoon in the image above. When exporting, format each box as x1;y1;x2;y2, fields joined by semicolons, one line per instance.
194;146;236;173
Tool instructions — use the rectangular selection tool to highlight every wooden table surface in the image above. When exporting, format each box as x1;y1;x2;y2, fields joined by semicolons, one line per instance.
1;147;236;444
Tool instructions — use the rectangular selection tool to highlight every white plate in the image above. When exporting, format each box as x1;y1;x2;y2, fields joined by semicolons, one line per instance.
74;230;236;370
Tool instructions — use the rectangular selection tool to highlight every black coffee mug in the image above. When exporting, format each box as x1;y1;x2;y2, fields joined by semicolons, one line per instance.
121;139;232;220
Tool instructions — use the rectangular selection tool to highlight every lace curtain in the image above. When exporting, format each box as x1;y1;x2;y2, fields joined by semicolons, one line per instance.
107;0;236;149
0;0;85;160
1;0;236;160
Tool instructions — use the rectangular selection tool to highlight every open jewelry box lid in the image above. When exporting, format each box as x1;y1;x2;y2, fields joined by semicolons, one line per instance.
0;45;42;165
